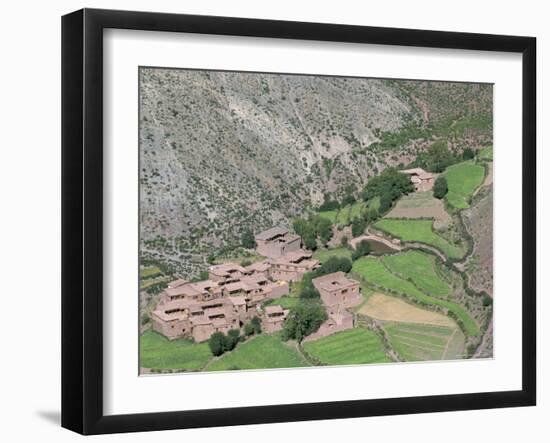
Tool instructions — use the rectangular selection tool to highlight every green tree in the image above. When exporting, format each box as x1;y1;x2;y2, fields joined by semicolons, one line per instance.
250;316;262;334
226;329;241;350
243;323;255;336
208;332;227;356
241;229;256;249
433;176;448;199
282;300;327;342
351;217;366;237
351;240;371;261
462;147;475;160
299;286;320;300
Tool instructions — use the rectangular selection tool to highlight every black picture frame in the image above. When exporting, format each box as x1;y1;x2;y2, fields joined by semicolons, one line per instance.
61;8;537;435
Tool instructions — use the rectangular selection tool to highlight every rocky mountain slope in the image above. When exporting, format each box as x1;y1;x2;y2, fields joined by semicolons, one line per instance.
139;68;492;277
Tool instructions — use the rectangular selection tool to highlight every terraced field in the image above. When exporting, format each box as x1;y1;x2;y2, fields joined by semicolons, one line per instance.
352;257;480;336
303;328;391;365
374;218;465;260
360;293;455;327
443;161;485;209
383;322;465;361
140;330;212;371
382;250;450;297
206;334;309;371
385;191;451;228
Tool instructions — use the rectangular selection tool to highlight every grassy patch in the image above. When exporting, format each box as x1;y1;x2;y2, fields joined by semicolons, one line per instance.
140;266;162;279
374;219;465;259
383;322;465;361
303;328;390;365
352;257;479;336
313;247;352;263
264;296;300;310
382;250;451;297
206;334;309;371
140;330;212;371
443;161;485;209
478;146;493;161
318;209;338;224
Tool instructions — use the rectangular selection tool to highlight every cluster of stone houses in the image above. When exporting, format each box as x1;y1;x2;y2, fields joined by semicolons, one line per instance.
151;226;364;344
151;227;320;342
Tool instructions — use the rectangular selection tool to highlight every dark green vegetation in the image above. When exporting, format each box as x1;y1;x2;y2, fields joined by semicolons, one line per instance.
433;176;448;199
352;240;371;261
282;300;328;342
208;330;241;356
383;322;465;361
140;330;212;371
303;328;391;365
293;215;333;250
206;334;309;371
362;167;414;210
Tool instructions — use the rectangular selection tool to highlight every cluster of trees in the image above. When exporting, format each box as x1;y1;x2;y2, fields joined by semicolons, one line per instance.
433;176;448;199
293;215;333;250
208;317;262;357
362;167;414;215
243;316;262;337
409;140;458;173
208;329;241;357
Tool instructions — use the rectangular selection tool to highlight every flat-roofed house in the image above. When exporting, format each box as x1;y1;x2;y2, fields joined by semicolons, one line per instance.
304;304;354;342
208;262;247;284
400;167;435;192
262;305;289;333
312;272;363;309
255;227;301;259
270;249;320;282
160;279;222;304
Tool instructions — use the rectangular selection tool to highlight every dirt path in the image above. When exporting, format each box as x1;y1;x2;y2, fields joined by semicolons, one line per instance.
350;233;403;252
441;328;458;359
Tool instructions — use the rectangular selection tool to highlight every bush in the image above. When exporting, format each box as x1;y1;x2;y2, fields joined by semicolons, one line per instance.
208;332;227;356
243;323;255;336
433;176;448;199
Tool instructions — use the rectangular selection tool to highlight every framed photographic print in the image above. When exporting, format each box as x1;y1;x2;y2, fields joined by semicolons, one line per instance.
61;8;536;435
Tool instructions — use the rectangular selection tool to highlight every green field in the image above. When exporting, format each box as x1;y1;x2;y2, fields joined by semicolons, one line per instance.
374;219;465;259
383;322;465;361
140;266;163;279
264;295;300;310
303;328;391;365
382;250;450;297
367;195;381;212
319;202;366;226
313;247;352;263
140;330;212;371
206;334;309;371
478;146;493;161
352;257;479;336
443;161;485;209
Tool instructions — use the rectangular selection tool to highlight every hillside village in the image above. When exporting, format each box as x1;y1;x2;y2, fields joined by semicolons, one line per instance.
151;226;362;344
139;70;493;373
140;149;494;373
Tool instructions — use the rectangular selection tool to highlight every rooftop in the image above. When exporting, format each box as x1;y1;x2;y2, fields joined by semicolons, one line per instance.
400;167;434;180
312;272;359;293
255;227;289;241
